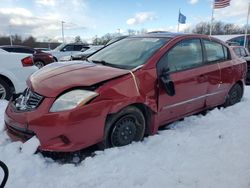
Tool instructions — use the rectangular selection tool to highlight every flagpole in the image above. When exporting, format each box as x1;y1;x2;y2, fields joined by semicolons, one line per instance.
244;1;250;48
177;9;180;32
209;1;214;36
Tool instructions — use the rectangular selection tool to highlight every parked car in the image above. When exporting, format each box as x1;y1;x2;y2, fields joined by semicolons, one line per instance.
0;50;38;100
230;45;250;84
60;45;104;61
34;48;51;52
0;45;55;68
48;43;89;61
5;33;247;153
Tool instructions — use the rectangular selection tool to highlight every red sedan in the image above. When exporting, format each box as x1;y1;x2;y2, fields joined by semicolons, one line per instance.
0;45;55;68
4;33;247;152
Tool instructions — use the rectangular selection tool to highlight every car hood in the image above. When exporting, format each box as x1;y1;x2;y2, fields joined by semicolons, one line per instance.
28;61;130;97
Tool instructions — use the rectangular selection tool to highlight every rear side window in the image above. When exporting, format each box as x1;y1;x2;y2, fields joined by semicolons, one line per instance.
204;40;227;62
159;39;203;72
19;48;34;54
2;47;14;52
1;47;34;54
74;45;84;51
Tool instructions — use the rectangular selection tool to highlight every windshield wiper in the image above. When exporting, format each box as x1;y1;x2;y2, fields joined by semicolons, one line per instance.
90;59;131;70
91;60;109;65
91;60;119;68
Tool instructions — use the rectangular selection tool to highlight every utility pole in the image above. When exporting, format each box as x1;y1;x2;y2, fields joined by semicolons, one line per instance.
209;2;215;36
244;1;250;48
61;21;65;43
9;25;13;46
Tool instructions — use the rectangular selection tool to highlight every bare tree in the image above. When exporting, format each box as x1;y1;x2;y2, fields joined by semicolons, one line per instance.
74;36;82;43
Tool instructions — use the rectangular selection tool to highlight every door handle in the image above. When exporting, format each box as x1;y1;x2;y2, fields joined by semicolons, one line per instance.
197;75;207;83
228;67;234;73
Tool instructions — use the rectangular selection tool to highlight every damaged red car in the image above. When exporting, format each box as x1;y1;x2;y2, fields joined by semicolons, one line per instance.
4;33;247;152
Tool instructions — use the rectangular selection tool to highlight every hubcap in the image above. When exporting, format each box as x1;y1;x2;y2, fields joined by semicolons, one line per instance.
111;116;137;147
230;87;241;105
0;84;6;99
35;61;44;69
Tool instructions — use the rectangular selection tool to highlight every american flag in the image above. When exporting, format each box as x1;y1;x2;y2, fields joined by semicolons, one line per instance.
214;0;231;9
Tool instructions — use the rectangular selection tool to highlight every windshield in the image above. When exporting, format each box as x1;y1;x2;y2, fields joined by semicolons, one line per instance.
89;37;169;69
53;43;65;51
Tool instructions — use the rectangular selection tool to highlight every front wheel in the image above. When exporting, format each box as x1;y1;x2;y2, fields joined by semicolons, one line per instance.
102;106;146;148
224;83;243;107
0;79;12;100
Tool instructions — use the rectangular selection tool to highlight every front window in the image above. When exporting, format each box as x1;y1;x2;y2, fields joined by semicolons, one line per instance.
89;37;169;69
53;43;65;51
159;39;203;72
61;45;74;52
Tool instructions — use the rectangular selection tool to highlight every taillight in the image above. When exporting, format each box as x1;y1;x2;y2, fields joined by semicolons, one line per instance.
21;56;34;67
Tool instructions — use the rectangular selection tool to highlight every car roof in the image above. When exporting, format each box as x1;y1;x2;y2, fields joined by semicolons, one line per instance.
230;45;244;49
0;45;32;49
128;31;210;39
64;43;89;46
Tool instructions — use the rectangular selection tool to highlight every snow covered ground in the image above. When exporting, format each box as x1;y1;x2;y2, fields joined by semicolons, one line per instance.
1;88;250;188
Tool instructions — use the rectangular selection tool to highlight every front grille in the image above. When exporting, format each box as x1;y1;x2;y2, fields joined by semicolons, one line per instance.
13;88;44;111
26;91;43;109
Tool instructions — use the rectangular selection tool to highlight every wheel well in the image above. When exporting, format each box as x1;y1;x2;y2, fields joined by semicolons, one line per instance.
236;80;243;90
34;59;45;63
132;104;153;136
106;103;153;136
0;75;15;92
53;57;58;61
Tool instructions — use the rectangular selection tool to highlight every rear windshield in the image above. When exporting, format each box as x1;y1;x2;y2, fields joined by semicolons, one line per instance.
89;37;169;69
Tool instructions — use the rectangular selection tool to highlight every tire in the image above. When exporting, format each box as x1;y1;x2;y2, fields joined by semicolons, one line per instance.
34;61;45;69
100;106;146;148
0;79;12;100
224;83;243;107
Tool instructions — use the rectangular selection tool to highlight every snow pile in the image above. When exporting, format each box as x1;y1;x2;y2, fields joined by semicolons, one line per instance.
1;87;250;188
20;136;40;155
0;100;7;131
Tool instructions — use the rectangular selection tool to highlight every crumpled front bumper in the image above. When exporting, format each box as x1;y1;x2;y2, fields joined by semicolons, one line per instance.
4;96;111;152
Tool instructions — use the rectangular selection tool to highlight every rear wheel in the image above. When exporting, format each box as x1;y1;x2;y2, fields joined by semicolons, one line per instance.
34;61;45;68
224;83;243;107
0;79;12;100
101;106;145;148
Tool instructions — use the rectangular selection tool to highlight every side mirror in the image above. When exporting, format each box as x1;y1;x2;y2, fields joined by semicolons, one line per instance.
0;161;9;188
160;68;175;96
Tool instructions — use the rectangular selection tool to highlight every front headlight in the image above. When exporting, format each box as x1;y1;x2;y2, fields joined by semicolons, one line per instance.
50;90;99;112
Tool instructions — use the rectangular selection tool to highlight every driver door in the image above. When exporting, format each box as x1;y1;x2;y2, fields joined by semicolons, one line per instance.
157;38;208;125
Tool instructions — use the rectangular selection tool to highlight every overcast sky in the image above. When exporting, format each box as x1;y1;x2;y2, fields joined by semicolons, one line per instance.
0;0;249;42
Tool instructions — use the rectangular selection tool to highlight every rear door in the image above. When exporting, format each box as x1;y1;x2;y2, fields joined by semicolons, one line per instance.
202;39;230;107
157;38;208;124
